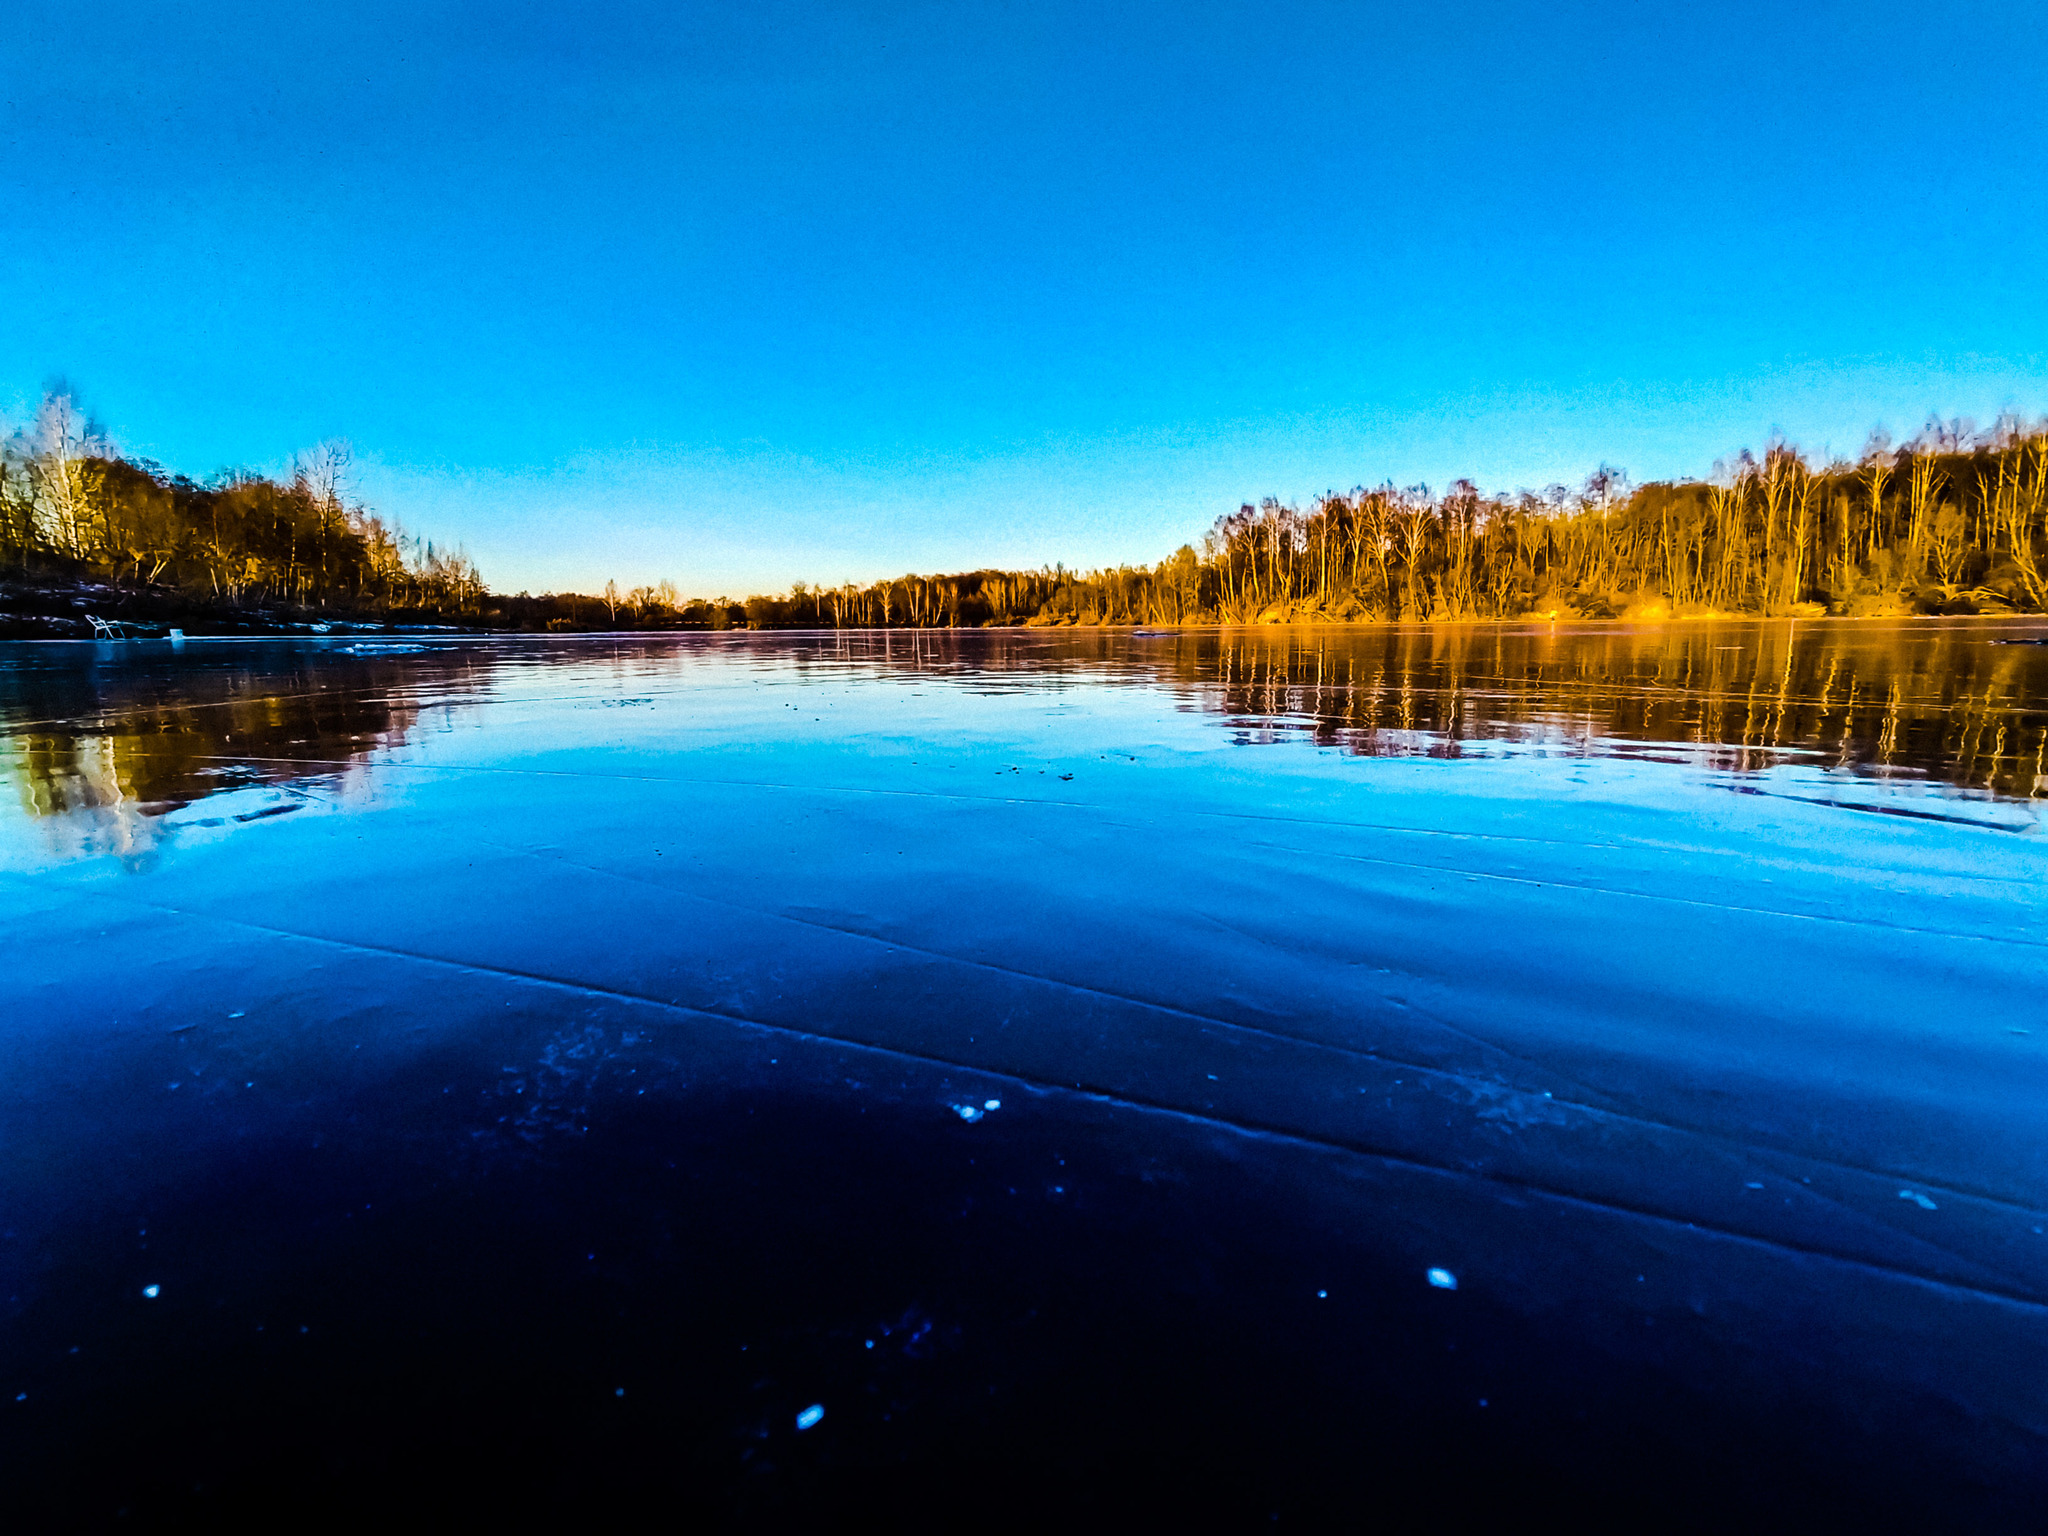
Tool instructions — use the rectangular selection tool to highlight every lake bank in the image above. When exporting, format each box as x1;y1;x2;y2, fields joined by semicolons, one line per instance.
9;561;2044;643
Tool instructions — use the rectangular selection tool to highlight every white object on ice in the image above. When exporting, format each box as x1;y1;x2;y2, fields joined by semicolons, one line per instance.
142;1285;160;1298
796;1403;825;1431
1427;1268;1457;1290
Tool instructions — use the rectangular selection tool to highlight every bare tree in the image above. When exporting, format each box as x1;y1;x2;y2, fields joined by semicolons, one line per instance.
18;387;112;557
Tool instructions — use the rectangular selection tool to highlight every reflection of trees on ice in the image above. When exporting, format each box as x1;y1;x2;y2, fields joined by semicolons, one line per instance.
12;733;163;865
3;656;419;867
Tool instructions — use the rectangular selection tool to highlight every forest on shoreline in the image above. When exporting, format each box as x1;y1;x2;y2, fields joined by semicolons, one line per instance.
734;415;2048;630
6;387;2047;634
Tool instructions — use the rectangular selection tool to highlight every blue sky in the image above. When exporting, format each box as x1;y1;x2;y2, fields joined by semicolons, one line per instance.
4;0;2044;596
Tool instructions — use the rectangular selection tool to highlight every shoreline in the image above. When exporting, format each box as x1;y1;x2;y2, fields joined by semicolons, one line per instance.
5;571;2046;642
13;613;2048;644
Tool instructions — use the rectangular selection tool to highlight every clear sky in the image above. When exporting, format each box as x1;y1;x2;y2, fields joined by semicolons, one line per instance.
4;1;2044;597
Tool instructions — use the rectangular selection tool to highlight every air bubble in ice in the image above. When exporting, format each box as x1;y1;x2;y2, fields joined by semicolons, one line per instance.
796;1403;825;1431
1427;1268;1457;1290
953;1105;984;1122
142;1285;160;1298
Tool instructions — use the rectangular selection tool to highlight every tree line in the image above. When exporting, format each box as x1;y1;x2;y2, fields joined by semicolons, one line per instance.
720;416;2048;629
2;390;484;617
11;384;2046;630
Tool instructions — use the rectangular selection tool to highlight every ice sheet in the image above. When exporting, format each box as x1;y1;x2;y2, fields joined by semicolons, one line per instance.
4;623;2046;1521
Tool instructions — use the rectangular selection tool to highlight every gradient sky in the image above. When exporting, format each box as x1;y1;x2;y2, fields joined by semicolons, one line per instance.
5;1;2045;596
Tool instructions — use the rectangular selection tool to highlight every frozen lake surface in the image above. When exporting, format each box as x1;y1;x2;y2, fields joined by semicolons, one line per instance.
4;621;2047;1525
